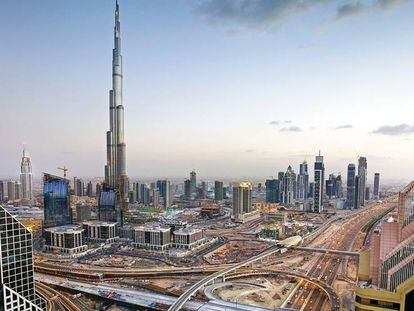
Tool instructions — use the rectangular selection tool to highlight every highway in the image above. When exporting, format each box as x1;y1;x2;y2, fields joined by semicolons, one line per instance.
284;200;395;311
35;274;282;311
35;281;81;311
168;236;302;311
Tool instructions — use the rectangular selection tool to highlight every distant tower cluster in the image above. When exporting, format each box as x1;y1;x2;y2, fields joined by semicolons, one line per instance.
346;157;369;209
20;147;33;202
104;0;129;212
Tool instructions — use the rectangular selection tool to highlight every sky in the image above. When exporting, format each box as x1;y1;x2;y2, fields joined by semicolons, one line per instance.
1;0;414;181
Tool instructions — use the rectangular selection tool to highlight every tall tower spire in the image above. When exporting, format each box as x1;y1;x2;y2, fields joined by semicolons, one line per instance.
105;0;129;221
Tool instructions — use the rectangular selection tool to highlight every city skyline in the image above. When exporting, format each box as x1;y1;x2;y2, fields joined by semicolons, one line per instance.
1;0;414;179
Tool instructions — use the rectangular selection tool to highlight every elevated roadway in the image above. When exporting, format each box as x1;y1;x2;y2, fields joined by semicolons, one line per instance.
168;236;302;311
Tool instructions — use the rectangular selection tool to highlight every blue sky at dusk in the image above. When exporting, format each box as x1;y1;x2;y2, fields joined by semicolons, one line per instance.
1;0;414;180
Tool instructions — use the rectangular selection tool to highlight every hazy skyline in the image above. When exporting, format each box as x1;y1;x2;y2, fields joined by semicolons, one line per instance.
1;0;414;180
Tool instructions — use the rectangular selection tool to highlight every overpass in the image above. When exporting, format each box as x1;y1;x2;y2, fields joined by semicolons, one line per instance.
167;236;303;311
290;246;359;257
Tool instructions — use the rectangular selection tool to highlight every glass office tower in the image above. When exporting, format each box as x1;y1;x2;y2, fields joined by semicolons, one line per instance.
43;173;72;228
0;205;47;310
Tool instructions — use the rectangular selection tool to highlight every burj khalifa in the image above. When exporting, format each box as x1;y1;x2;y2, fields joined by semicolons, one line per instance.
105;0;129;209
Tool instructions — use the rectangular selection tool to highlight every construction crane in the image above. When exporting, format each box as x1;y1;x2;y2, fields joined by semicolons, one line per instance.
57;166;68;179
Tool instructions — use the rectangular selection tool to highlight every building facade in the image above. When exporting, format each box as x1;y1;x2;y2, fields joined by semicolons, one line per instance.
20;148;33;202
133;225;171;251
44;225;87;255
214;181;224;201
346;163;356;209
104;0;129;209
43;173;72;228
374;173;380;200
83;221;118;243
313;154;325;213
0;205;47;310
232;181;252;221
265;179;280;203
358;156;368;207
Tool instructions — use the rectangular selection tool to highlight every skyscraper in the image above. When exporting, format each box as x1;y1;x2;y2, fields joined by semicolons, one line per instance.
354;175;361;209
20;148;33;202
374;173;380;200
7;181;16;201
156;180;171;210
0;205;47;311
74;178;84;196
190;170;197;194
98;189;117;222
43;173;72;228
15;182;22;201
265;179;280;203
0;181;4;201
358;156;367;207
214;181;224;201
104;0;129;209
232;182;252;221
313;153;325;213
297;161;309;202
282;166;296;206
133;182;141;203
346;164;356;209
184;179;191;198
86;181;93;197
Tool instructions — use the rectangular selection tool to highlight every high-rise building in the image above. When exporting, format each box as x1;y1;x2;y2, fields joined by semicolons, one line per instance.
355;181;414;310
20;148;33;202
374;173;380;200
95;182;103;199
133;182;141;203
308;182;314;198
297;161;309;202
0;205;47;311
197;181;208;199
86;181;93;197
0;181;4;201
326;179;334;199
214;181;224;201
282;166;296;206
232;182;252;221
313;153;325;213
73;178;84;197
365;186;370;201
346;164;356;209
14;182;22;202
265;179;280;203
335;174;343;198
184;179;191;198
156;180;171;209
98;189;117;222
358;156;368;207
140;183;150;205
190;170;197;194
354;175;361;210
7;181;16;202
43;173;72;228
104;0;129;209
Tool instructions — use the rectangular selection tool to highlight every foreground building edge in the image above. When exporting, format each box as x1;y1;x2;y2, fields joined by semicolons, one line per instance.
0;204;46;311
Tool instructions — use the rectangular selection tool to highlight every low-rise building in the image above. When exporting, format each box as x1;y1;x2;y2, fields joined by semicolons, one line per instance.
172;227;205;249
233;210;261;223
82;220;118;243
44;225;87;255
133;224;171;251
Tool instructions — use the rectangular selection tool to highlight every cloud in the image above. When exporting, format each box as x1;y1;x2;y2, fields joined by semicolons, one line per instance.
335;124;353;130
336;2;367;20
372;124;414;136
280;126;302;132
269;120;291;125
245;149;254;153
193;0;411;30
